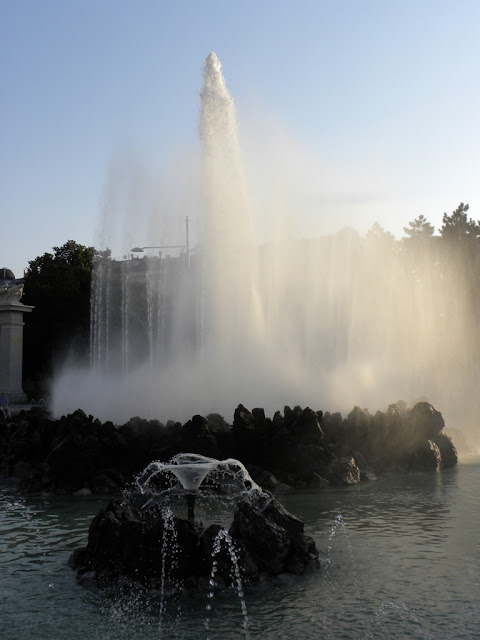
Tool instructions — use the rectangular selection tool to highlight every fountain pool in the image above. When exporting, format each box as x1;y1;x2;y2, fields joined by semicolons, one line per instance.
1;457;479;639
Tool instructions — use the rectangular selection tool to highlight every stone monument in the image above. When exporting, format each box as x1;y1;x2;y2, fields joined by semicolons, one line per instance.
0;268;33;403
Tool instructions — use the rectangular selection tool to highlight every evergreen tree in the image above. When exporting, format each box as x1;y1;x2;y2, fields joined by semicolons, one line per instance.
403;214;435;240
366;221;396;245
440;203;479;242
438;204;480;376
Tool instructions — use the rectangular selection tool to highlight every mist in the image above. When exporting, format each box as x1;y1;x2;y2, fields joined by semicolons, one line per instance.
52;53;480;450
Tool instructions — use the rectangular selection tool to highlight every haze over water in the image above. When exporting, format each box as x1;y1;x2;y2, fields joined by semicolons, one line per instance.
52;53;480;444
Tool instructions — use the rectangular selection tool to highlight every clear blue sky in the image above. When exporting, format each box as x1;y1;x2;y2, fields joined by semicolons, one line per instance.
1;0;479;276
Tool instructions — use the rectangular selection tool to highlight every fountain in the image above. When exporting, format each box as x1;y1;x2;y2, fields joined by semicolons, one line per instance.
133;453;258;522
1;50;476;640
50;51;480;442
69;454;320;592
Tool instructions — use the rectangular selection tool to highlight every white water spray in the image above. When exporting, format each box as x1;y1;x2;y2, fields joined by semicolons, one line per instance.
52;52;480;432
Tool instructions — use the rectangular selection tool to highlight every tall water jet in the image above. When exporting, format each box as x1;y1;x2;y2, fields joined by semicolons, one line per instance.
193;52;270;410
52;52;480;439
200;53;263;354
67;51;284;421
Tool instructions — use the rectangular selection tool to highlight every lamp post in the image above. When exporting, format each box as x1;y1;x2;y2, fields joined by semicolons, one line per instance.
131;217;192;270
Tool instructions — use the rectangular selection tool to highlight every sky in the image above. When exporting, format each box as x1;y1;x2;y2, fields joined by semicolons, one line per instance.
1;0;479;277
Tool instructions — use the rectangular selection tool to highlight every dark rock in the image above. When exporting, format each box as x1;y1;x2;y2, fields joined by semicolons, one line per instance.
320;411;343;447
89;473;122;494
353;451;377;481
183;414;209;437
70;490;319;588
245;464;281;491
432;433;458;468
289;407;324;444
271;411;285;430
407;402;445;441
46;434;95;491
206;413;230;433
20;461;55;493
230;494;319;579
408;439;442;471
284;405;303;425
0;400;458;497
233;404;256;431
323;456;361;486
251;407;266;428
310;472;329;488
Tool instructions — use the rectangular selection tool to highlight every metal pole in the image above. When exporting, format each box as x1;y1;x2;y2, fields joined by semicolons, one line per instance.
185;216;190;270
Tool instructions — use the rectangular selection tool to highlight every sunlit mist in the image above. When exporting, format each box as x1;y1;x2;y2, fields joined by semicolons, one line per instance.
52;53;480;448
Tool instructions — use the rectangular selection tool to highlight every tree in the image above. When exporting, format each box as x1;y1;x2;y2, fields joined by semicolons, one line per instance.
438;204;480;377
440;203;479;242
401;214;437;281
439;203;480;275
403;214;434;240
22;241;96;396
366;221;396;245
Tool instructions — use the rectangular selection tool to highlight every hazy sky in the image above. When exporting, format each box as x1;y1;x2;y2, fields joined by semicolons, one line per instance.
1;0;479;276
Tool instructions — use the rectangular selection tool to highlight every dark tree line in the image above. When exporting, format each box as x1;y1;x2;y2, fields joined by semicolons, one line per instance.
22;240;96;397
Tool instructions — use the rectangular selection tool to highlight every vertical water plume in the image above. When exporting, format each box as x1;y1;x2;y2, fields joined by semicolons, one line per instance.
205;527;250;639
52;52;480;441
200;53;263;354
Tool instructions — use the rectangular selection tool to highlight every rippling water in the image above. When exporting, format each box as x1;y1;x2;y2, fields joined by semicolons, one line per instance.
1;458;479;639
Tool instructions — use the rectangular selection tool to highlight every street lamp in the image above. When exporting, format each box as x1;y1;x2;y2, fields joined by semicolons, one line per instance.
131;245;187;252
131;217;192;269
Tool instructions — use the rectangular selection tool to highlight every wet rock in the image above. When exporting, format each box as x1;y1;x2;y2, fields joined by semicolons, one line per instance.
310;472;330;488
408;439;442;471
432;432;458;468
0;400;458;496
289;407;324;444
353;451;377;481
47;434;95;491
206;413;230;433
89;473;122;495
273;482;294;494
407;402;445;441
323;456;361;486
233;404;256;432
230;494;319;579
20;461;55;493
245;464;281;491
70;490;319;588
183;414;210;437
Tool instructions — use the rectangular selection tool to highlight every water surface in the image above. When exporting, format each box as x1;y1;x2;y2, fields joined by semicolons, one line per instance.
1;459;479;639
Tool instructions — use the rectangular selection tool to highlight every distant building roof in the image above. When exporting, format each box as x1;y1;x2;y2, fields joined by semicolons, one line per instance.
1;268;15;281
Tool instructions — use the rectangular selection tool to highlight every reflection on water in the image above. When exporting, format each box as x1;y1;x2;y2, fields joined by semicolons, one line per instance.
1;461;480;639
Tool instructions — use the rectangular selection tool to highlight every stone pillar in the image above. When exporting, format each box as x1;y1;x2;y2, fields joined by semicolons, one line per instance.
0;300;33;402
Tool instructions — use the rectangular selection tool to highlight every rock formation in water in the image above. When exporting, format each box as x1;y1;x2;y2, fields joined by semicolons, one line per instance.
69;482;319;588
0;400;457;495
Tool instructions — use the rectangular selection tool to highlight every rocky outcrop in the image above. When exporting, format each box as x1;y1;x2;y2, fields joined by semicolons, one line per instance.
323;456;361;486
69;491;319;588
230;494;319;579
0;400;458;496
432;432;458;468
322;401;457;474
